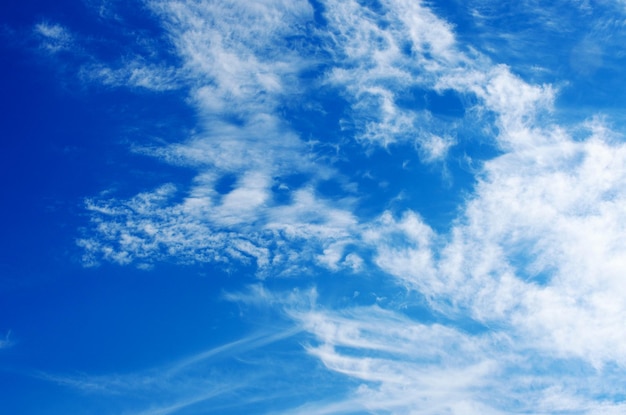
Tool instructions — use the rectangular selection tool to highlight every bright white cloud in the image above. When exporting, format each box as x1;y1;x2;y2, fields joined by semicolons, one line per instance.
369;118;626;368
278;299;626;414
418;134;455;162
291;308;504;414
321;0;469;149
147;0;314;113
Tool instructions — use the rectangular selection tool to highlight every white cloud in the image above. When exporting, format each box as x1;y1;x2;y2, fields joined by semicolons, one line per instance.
0;330;12;350
360;89;626;402
147;0;314;113
428;122;626;366
79;0;365;275
320;0;466;148
81;61;181;91
418;134;456;162
225;281;626;414
80;179;359;275
34;22;74;53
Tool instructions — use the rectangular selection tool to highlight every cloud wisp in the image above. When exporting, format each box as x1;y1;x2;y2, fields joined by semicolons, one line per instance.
39;327;306;415
33;22;76;53
76;0;366;275
0;330;12;350
227;276;626;414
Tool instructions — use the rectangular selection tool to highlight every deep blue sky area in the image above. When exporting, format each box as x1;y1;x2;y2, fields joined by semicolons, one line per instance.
2;1;626;414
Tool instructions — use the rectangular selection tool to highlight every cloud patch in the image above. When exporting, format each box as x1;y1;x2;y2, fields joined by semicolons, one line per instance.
34;22;75;53
0;331;12;350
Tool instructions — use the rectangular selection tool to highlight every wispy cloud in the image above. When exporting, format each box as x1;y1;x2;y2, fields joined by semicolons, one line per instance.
0;330;13;350
78;0;479;271
40;327;304;414
226;282;626;414
33;22;75;53
321;0;468;150
77;0;364;275
80;60;181;91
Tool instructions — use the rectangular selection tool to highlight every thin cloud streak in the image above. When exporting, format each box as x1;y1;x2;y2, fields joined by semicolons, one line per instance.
38;326;307;415
166;326;303;376
128;384;246;415
41;327;300;394
0;330;12;350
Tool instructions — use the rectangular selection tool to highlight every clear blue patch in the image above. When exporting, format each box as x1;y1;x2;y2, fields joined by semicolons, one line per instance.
425;89;466;118
215;173;238;195
316;178;348;199
284;82;351;146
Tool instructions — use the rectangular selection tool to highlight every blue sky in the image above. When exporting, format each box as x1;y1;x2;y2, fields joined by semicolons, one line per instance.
2;0;626;413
